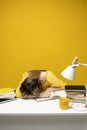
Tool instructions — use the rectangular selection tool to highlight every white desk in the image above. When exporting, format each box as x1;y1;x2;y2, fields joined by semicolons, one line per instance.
0;97;87;114
0;90;87;130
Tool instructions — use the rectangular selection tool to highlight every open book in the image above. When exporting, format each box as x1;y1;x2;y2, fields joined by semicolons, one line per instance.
36;90;66;102
0;88;16;104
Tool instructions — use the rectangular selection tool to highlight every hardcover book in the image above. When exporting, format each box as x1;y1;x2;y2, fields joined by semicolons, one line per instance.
65;85;86;103
0;88;16;104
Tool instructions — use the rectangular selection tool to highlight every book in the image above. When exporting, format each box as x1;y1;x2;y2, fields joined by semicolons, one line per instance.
65;85;86;103
36;91;66;102
0;88;16;104
36;95;60;102
36;91;61;102
65;85;86;94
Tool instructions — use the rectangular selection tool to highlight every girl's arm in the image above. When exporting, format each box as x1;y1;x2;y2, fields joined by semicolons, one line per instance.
38;87;60;98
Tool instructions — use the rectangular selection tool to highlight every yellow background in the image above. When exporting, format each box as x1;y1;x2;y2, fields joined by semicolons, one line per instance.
0;0;87;89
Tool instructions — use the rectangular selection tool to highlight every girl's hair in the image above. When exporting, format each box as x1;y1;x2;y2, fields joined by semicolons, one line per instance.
20;78;43;98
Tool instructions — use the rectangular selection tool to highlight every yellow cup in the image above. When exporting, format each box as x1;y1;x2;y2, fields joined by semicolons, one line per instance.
59;97;72;110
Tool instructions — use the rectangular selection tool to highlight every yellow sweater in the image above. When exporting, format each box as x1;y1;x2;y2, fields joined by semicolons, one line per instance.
16;71;65;98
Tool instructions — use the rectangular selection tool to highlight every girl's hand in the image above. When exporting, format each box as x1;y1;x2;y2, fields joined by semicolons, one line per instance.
38;90;51;98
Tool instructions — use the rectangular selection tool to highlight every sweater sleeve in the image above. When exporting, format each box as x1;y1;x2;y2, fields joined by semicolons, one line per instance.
46;71;66;89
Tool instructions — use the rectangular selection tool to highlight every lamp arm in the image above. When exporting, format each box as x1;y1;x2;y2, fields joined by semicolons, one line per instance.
71;63;87;67
79;63;87;67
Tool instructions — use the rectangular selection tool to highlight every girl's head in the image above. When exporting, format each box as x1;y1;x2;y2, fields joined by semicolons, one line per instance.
20;78;43;98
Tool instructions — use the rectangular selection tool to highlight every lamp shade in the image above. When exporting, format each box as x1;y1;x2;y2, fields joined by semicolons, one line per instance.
61;65;76;80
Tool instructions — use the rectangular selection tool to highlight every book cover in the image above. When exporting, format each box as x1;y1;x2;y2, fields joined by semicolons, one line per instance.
0;88;16;103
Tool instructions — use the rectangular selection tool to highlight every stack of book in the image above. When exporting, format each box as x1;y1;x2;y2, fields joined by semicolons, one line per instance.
65;85;86;103
0;88;16;104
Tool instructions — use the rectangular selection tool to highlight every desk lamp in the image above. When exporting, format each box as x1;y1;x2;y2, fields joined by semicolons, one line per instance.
61;57;87;80
61;57;87;110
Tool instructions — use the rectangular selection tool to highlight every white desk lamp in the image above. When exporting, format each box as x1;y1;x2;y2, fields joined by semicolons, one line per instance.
61;57;87;110
61;57;87;80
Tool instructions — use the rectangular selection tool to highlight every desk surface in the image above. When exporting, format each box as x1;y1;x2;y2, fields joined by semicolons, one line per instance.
0;90;87;115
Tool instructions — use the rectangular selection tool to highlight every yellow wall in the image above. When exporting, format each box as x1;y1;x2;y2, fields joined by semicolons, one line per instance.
0;0;87;88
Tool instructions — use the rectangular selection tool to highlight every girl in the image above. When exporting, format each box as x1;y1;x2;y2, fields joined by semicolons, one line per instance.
16;70;65;99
